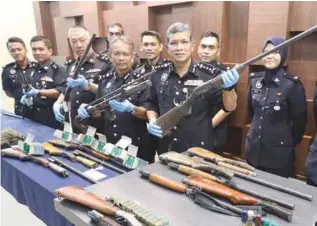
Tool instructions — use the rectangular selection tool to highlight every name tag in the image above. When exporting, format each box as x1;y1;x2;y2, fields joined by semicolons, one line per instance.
184;80;204;86
252;89;261;94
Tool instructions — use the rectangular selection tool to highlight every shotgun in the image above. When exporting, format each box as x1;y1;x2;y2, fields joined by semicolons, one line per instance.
167;162;295;210
139;170;243;217
182;175;293;222
1;148;68;177
55;186;143;226
187;147;255;171
155;25;317;137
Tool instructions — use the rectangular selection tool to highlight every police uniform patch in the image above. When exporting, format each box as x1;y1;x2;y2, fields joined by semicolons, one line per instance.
273;105;281;111
10;69;16;74
255;81;262;89
161;73;168;81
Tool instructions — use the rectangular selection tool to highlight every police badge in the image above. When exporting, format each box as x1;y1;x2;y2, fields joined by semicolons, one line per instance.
106;82;112;89
161;73;169;81
255;81;262;89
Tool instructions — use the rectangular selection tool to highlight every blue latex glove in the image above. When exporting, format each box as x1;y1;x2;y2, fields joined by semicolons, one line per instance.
67;74;88;88
221;68;239;89
78;103;90;119
20;95;27;105
24;87;39;97
53;102;65;122
147;120;163;138
108;100;134;113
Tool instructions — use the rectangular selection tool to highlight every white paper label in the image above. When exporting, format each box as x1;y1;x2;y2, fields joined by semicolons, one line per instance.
83;169;106;181
116;136;132;149
86;126;97;137
127;144;138;157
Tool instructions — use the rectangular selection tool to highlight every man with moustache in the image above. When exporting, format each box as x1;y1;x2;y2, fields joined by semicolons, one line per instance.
145;23;239;154
197;31;236;153
53;26;111;132
2;37;35;116
19;35;67;129
77;37;152;162
135;30;165;75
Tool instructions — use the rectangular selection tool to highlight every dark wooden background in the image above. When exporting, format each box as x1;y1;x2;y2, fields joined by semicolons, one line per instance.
32;1;317;179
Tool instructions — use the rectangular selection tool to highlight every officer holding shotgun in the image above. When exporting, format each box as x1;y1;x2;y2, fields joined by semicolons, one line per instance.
145;23;239;154
77;37;152;162
53;25;111;132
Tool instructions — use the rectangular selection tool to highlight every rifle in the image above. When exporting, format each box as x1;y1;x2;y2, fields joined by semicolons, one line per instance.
187;147;255;171
62;34;96;132
1;148;68;177
139;170;244;217
73;70;154;133
55;186;143;226
49;157;98;184
160;151;313;201
182;175;293;222
168;162;295;210
73;78;152;133
73;150;127;174
154;25;317;137
43;142;76;161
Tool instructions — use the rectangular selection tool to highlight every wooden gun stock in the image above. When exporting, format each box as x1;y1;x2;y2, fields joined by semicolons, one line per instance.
43;142;76;161
139;170;187;193
183;175;293;222
188;147;256;176
55;186;119;216
1;148;29;160
75;156;97;168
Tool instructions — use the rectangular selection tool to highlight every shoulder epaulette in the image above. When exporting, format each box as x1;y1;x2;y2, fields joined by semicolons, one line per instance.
283;72;300;82
64;59;75;66
2;62;15;69
154;62;172;71
249;72;264;79
196;62;219;74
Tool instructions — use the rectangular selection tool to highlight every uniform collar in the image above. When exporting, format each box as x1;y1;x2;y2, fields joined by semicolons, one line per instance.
38;59;53;71
14;59;32;70
266;69;284;86
112;68;134;81
171;58;198;78
144;56;164;69
77;52;96;65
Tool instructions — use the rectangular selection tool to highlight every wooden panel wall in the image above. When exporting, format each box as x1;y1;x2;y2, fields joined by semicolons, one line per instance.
33;1;317;179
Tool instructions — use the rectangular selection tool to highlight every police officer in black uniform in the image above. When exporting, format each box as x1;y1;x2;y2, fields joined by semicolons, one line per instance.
19;35;67;129
246;36;307;178
2;37;35;116
53;26;111;132
305;84;317;187
197;31;235;153
145;23;239;154
134;30;167;162
134;30;166;75
77;36;152;162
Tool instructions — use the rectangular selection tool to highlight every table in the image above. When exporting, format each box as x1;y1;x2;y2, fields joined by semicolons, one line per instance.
55;162;317;226
1;112;121;226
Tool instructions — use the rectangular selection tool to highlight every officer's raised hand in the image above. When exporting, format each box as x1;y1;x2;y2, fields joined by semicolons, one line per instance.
78;103;90;119
147;119;163;138
109;99;134;113
67;74;88;88
221;68;239;89
24;87;39;97
53;102;65;122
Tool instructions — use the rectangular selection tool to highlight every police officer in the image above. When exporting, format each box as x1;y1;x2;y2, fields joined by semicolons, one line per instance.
134;30;166;162
305;85;317;187
53;26;111;132
77;36;152;162
245;37;307;177
197;31;235;153
2;37;35;116
19;35;67;129
145;23;239;154
134;30;165;75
